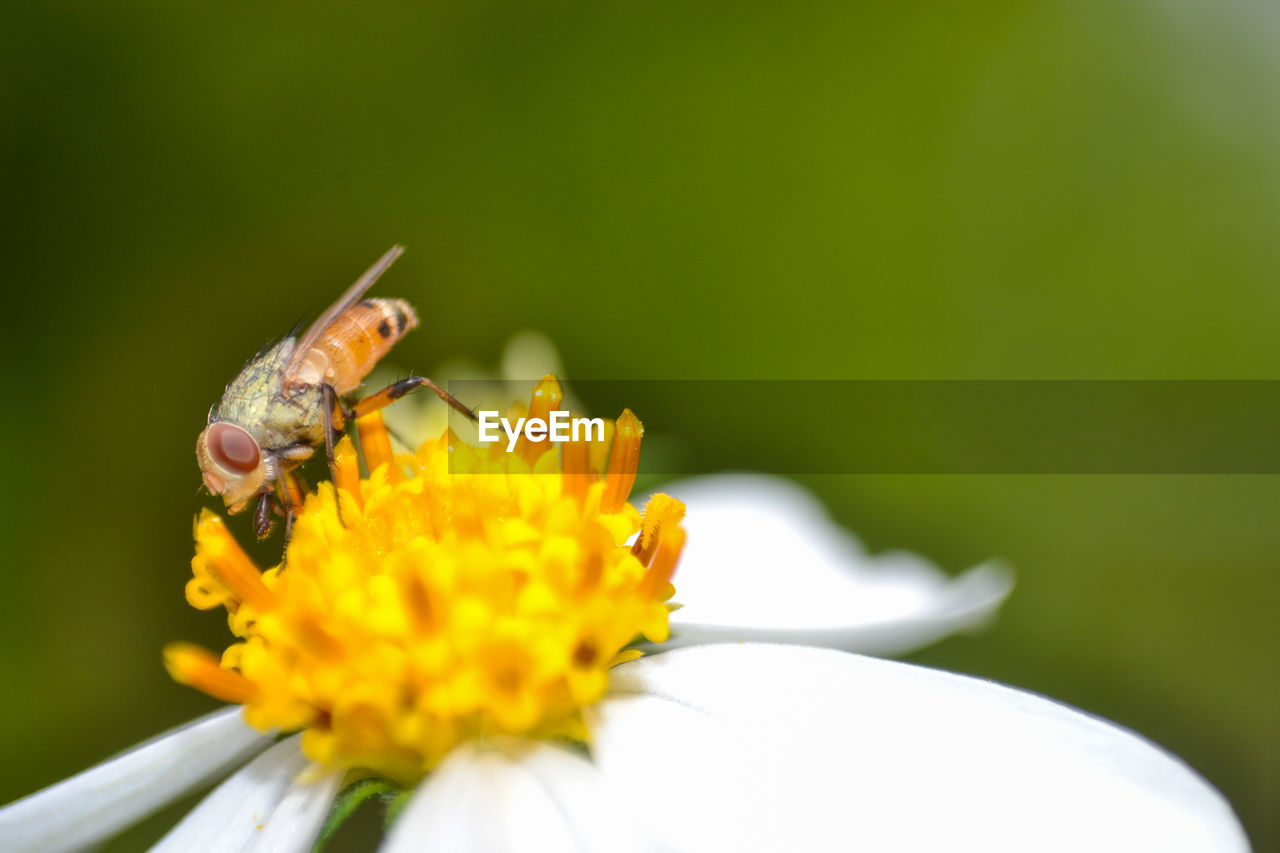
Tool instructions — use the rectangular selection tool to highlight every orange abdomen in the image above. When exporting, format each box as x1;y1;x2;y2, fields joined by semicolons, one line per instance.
312;298;419;394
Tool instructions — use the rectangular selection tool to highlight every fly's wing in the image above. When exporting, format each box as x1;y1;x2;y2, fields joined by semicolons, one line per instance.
281;245;405;389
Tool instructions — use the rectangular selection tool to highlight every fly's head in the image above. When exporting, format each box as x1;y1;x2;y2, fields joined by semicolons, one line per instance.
196;421;269;513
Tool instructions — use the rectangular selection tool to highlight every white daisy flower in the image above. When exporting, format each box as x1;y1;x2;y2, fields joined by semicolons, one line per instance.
0;380;1240;851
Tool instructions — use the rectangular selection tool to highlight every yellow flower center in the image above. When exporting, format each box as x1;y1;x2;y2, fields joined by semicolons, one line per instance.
167;377;685;783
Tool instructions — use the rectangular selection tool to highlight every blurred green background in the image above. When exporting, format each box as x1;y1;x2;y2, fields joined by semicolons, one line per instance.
2;0;1277;848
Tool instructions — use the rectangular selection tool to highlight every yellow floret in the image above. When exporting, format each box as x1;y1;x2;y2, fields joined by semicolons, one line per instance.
167;377;685;782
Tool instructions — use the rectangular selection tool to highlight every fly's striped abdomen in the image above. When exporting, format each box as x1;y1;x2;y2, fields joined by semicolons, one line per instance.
310;298;419;395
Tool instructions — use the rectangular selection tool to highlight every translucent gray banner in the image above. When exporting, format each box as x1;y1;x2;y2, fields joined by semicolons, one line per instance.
442;380;1280;474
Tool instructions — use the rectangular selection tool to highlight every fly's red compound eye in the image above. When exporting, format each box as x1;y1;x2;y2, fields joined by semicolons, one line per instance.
207;422;261;474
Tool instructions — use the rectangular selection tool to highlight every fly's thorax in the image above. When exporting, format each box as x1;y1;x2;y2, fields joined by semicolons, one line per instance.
215;340;293;427
260;386;325;449
213;339;319;452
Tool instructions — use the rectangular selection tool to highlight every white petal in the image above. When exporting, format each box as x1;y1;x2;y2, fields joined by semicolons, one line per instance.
151;736;335;853
656;474;1013;654
0;707;273;853
593;644;1248;853
381;739;656;853
247;760;344;853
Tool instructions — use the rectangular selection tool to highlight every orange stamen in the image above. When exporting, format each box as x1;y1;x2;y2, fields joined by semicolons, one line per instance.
195;510;274;611
516;375;563;465
561;428;593;500
639;526;685;600
333;435;363;502
357;411;397;481
633;493;687;566
164;643;258;704
602;409;642;513
588;418;615;475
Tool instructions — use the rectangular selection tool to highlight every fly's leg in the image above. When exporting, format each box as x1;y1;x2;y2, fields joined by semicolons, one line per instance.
251;445;318;544
253;492;275;540
320;384;357;530
352;376;478;423
321;384;356;471
319;378;475;530
275;468;308;547
325;377;475;469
